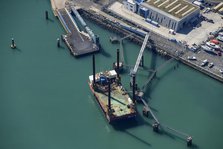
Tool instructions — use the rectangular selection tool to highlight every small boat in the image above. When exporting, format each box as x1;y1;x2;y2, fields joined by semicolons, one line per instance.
206;42;220;49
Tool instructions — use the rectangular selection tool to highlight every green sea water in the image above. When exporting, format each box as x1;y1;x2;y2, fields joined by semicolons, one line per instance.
0;0;223;149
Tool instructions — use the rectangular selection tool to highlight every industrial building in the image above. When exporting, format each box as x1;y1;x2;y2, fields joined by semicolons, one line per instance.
123;0;137;12
124;0;200;32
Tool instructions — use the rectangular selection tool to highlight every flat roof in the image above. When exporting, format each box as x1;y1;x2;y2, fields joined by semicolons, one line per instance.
142;0;199;19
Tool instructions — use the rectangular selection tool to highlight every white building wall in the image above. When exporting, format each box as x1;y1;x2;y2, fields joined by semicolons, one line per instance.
123;0;137;13
144;6;178;31
140;4;200;32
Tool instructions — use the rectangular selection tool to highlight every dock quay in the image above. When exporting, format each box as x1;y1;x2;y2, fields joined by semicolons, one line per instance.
56;8;99;56
80;8;223;83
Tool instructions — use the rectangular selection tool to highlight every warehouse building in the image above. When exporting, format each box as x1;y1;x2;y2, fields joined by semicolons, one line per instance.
124;0;200;32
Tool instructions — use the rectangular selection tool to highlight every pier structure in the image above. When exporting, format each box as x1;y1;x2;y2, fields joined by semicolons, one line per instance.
130;33;150;88
85;8;223;82
73;7;194;147
56;8;99;56
140;97;193;146
131;33;150;75
71;6;98;44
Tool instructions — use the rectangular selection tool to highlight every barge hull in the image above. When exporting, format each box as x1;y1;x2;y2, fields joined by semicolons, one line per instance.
89;82;136;123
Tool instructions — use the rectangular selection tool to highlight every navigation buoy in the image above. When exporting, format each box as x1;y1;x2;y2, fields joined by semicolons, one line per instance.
187;136;192;146
10;38;16;49
57;38;60;47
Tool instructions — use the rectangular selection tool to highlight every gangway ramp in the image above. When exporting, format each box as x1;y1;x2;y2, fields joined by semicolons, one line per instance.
57;8;99;56
132;33;150;75
71;6;96;43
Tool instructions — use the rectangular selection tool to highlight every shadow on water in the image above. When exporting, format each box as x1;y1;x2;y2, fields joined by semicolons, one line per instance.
112;115;152;147
12;47;22;53
121;68;131;75
125;130;152;147
47;18;54;23
112;114;144;130
159;128;199;149
157;62;179;80
110;100;198;148
191;143;199;149
100;46;111;58
58;45;65;49
150;52;157;71
143;60;178;99
122;40;128;65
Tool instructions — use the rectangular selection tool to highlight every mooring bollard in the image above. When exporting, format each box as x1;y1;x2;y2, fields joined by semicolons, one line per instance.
10;38;16;49
45;10;48;20
187;136;192;147
57;38;60;47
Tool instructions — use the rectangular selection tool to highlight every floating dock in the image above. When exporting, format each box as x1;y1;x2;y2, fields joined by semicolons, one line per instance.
57;8;99;56
89;55;136;123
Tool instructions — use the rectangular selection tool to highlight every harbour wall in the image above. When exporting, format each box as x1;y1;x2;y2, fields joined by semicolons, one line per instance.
80;9;223;83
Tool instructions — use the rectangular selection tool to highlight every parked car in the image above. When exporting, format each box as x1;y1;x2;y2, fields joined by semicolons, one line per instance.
209;31;218;36
187;56;197;61
217;35;223;42
210;39;219;44
201;59;208;67
169;38;177;43
203;7;211;13
218;32;223;36
206;42;220;49
169;29;175;35
208;62;214;68
207;19;214;23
